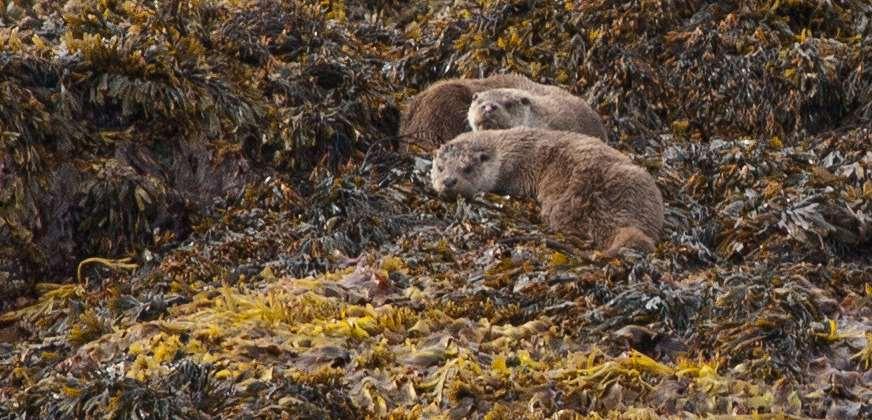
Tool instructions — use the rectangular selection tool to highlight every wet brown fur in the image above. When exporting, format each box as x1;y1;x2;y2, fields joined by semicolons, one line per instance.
431;128;663;256
399;74;603;153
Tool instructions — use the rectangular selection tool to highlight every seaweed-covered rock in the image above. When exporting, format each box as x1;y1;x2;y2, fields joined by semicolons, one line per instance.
0;0;398;297
1;0;871;418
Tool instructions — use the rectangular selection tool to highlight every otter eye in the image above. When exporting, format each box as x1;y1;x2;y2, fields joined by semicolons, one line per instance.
478;153;490;162
520;97;530;106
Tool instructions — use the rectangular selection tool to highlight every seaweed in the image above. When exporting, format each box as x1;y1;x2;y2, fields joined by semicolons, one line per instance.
1;0;871;418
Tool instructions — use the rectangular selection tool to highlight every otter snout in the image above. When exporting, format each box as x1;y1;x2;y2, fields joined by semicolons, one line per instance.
478;102;497;115
432;175;461;197
434;177;458;194
470;101;500;131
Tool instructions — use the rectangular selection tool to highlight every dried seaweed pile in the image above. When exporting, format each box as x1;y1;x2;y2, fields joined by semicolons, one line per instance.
2;0;872;418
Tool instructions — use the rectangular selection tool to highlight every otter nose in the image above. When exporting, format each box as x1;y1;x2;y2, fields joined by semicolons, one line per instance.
443;177;457;188
482;103;496;114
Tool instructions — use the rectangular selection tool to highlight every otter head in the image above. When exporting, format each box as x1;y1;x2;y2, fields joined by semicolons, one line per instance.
467;88;533;131
431;141;500;198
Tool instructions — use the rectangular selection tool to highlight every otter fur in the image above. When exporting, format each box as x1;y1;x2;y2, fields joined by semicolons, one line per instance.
467;88;608;140
399;74;604;152
430;127;663;256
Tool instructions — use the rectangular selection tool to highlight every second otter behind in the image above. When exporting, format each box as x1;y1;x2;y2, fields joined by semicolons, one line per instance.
399;74;607;153
467;88;608;140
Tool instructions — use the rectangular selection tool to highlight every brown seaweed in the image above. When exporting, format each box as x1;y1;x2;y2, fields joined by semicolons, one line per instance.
1;0;871;418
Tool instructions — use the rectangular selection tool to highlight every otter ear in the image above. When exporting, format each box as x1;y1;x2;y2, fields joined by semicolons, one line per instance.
520;97;531;106
472;93;479;101
478;152;491;163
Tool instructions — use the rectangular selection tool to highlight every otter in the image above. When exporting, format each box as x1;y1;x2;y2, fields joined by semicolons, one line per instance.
467;88;608;140
398;74;605;153
431;127;663;256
